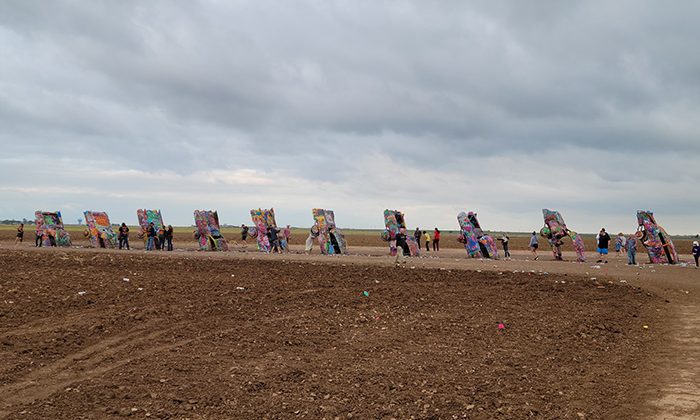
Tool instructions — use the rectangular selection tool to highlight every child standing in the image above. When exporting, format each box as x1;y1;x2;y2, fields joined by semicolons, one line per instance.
423;230;431;252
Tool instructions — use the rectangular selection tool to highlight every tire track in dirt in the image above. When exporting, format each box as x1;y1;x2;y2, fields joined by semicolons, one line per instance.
0;323;188;419
0;312;303;418
649;304;700;419
0;307;107;340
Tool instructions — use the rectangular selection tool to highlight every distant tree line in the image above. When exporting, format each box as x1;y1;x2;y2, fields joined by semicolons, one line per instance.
1;219;33;225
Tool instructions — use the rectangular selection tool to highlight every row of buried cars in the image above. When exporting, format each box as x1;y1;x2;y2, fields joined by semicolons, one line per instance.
31;208;348;254
381;209;679;264
30;208;680;264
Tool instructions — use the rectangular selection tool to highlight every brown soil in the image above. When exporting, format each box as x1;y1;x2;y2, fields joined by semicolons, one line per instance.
0;243;683;419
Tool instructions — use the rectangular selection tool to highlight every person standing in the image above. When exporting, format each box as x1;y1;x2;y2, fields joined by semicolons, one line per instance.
414;227;422;250
268;225;280;253
498;233;511;259
615;233;626;255
692;241;700;268
118;222;130;250
626;234;637;265
423;230;431;252
157;225;166;251
146;222;156;251
596;228;611;263
305;225;318;254
15;223;24;244
328;227;342;255
165;225;174;251
529;231;539;260
550;237;563;261
283;225;291;251
35;227;43;247
433;228;441;251
241;224;249;242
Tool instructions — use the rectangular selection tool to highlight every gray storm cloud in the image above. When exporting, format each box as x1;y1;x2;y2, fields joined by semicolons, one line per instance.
0;1;698;234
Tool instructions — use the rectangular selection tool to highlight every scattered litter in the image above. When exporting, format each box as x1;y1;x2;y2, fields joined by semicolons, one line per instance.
77;291;87;296
498;323;506;331
591;265;601;269
590;277;597;281
123;278;130;282
643;325;649;330
231;274;235;277
619;280;627;283
236;287;245;291
137;287;144;291
362;291;370;297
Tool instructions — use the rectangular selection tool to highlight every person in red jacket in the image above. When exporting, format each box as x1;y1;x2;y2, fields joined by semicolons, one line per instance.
433;228;441;251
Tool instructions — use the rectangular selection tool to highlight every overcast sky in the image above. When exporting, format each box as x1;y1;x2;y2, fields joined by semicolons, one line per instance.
1;1;698;234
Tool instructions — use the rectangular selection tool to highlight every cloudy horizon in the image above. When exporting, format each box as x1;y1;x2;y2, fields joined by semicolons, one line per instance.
1;1;698;234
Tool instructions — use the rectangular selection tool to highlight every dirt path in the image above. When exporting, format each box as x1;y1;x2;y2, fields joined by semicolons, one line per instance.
647;304;700;419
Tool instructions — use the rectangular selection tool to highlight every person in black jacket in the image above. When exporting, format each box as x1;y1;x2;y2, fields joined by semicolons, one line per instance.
328;227;342;255
596;228;611;263
268;225;280;253
118;223;130;250
165;225;174;251
414;227;421;250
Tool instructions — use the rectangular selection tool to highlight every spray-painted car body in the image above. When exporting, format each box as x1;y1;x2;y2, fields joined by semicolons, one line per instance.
636;210;678;264
194;210;228;251
457;211;498;259
382;209;419;257
34;210;72;247
312;208;347;254
84;211;118;248
540;209;585;262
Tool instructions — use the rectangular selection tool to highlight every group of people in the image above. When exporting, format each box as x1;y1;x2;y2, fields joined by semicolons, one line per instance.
526;227;700;268
141;222;174;251
303;224;342;254
14;223;59;247
241;224;291;253
413;228;441;252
